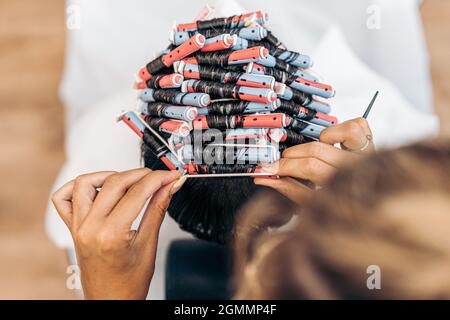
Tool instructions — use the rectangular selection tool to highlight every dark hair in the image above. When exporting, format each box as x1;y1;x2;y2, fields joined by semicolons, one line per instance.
142;140;268;244
137;20;328;244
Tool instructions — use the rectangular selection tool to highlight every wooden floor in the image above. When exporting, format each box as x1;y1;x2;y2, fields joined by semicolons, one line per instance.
0;0;72;299
0;0;448;299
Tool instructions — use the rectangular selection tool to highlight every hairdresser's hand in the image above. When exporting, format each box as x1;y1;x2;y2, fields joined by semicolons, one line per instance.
254;118;374;203
51;168;185;299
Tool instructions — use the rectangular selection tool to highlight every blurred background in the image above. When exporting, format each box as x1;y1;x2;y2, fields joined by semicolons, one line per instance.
0;0;448;299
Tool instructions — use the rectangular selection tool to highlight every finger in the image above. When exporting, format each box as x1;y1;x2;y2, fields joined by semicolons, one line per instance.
108;170;181;229
71;171;117;230
51;180;76;228
263;158;336;185
88;168;155;220
135;180;176;245
282;141;361;168
320;118;373;152
254;177;312;205
353;117;375;153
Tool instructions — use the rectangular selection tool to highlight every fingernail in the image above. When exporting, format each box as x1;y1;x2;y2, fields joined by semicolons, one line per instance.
170;176;187;195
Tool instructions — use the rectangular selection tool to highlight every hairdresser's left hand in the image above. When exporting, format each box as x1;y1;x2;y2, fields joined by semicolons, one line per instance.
254;117;374;203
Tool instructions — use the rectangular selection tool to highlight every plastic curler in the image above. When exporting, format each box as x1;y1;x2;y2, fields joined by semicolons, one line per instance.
288;77;335;99
143;116;192;137
279;86;310;104
185;46;269;67
238;26;267;41
176;11;267;32
143;102;198;121
245;62;266;74
196;100;278;116
268;128;314;145
272;50;313;69
278;100;337;127
183;162;269;177
235;73;275;89
289;118;325;139
280;86;333;114
193;113;291;130
135;73;184;89
139;88;210;108
139;34;205;81
255;54;277;68
224;128;269;141
178;142;279;164
230;36;248;51
201;34;236;52
171;26;268;46
182;79;277;104
295;69;320;82
228;46;268;64
118;110;146;138
307;96;332;114
239;100;278;113
177;62;275;90
117;111;185;171
241;113;291;128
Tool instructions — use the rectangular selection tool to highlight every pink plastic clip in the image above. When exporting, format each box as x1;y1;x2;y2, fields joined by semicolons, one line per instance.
201;34;236;52
182;57;198;65
143;116;192;137
158;73;184;88
139;34;205;81
314;111;338;124
162;34;205;67
237;89;277;104
241;113;291;128
229;46;268;62
193;113;291;130
246;62;266;73
181;67;200;79
135;73;184;89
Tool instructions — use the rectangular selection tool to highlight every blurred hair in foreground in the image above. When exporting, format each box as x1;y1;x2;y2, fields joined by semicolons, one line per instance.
234;139;450;299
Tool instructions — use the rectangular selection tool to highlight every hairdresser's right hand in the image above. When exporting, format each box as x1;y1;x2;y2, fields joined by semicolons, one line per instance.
254;118;374;204
51;168;184;299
